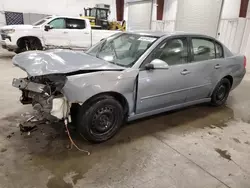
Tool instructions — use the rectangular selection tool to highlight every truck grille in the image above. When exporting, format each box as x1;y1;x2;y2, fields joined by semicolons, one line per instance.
1;34;7;40
1;30;5;40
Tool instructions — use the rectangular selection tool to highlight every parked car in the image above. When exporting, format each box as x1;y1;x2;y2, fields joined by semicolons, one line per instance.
12;31;246;143
0;16;119;53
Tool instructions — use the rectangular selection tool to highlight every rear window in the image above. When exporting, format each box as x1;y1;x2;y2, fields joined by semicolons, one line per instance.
215;42;223;58
66;19;86;29
191;38;215;62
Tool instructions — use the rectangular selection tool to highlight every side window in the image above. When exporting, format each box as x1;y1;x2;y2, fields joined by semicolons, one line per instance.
215;42;223;58
48;18;66;29
192;38;215;62
153;38;188;66
66;19;86;29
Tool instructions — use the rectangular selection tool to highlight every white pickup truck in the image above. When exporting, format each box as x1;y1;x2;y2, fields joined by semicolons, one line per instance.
0;16;120;53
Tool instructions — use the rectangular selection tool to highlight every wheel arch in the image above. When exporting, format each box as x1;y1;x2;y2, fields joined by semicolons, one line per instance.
210;75;233;97
74;91;130;118
223;75;233;87
16;36;44;47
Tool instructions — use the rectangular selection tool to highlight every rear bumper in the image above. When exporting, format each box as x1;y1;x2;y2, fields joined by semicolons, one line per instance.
231;68;246;90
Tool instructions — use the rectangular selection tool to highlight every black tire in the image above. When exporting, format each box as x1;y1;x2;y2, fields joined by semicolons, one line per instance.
77;96;124;143
14;48;25;54
211;78;231;106
16;38;43;53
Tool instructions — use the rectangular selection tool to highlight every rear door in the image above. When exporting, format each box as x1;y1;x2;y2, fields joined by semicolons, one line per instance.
43;18;70;47
185;37;221;101
66;18;91;49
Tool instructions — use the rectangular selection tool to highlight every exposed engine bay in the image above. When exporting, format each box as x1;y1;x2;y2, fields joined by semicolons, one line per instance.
12;75;70;120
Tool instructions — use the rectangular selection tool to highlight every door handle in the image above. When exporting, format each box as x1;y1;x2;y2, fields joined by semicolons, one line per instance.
84;32;90;34
63;31;68;34
181;69;191;75
214;64;221;69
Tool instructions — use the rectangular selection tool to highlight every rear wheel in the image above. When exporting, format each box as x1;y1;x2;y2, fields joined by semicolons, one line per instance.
77;96;124;143
211;78;231;106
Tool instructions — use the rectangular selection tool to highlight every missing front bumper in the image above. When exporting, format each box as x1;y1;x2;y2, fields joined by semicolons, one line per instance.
12;78;47;94
12;78;70;120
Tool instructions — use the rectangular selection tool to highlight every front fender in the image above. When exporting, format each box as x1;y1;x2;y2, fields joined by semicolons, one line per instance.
62;69;139;113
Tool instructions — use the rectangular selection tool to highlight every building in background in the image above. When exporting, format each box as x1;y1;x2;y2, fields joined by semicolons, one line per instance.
0;0;117;25
1;0;250;59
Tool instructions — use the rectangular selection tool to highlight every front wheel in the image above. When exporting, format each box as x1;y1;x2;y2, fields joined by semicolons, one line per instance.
77;96;124;143
15;38;43;53
211;78;231;106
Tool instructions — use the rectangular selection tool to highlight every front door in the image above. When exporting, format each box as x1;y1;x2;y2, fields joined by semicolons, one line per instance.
43;18;70;47
66;18;91;49
136;37;192;114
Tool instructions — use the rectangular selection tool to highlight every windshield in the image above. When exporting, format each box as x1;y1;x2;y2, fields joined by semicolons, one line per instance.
90;8;97;17
97;9;108;19
33;16;52;26
86;33;158;67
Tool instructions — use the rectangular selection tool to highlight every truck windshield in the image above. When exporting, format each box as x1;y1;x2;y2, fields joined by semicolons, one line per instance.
86;33;158;67
90;8;97;17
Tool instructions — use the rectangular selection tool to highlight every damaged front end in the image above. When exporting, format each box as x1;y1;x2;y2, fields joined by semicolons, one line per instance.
11;50;129;122
12;74;70;120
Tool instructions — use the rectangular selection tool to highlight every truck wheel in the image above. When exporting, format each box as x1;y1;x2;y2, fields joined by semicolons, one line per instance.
77;96;124;143
16;37;43;53
211;78;231;106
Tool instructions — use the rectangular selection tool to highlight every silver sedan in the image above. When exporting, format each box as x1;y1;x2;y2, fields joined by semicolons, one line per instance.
12;31;246;142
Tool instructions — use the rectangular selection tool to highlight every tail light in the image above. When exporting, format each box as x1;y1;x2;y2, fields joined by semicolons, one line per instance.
244;56;247;68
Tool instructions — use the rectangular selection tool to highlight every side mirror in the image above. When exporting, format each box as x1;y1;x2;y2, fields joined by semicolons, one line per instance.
145;63;154;70
44;24;52;31
145;59;169;70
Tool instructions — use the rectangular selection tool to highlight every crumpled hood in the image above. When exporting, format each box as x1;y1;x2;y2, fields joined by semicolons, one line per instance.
12;49;124;76
1;24;33;30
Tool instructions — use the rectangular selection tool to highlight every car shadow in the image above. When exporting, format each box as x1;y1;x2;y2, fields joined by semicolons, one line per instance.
109;104;234;144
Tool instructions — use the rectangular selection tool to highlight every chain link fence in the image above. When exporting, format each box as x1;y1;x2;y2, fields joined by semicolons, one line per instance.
5;11;24;25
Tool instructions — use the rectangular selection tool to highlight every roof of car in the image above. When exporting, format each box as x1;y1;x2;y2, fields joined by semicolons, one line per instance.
126;30;179;37
126;30;215;39
52;15;87;20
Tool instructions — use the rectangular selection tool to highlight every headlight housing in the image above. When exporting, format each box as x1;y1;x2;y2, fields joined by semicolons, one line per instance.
2;29;15;34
